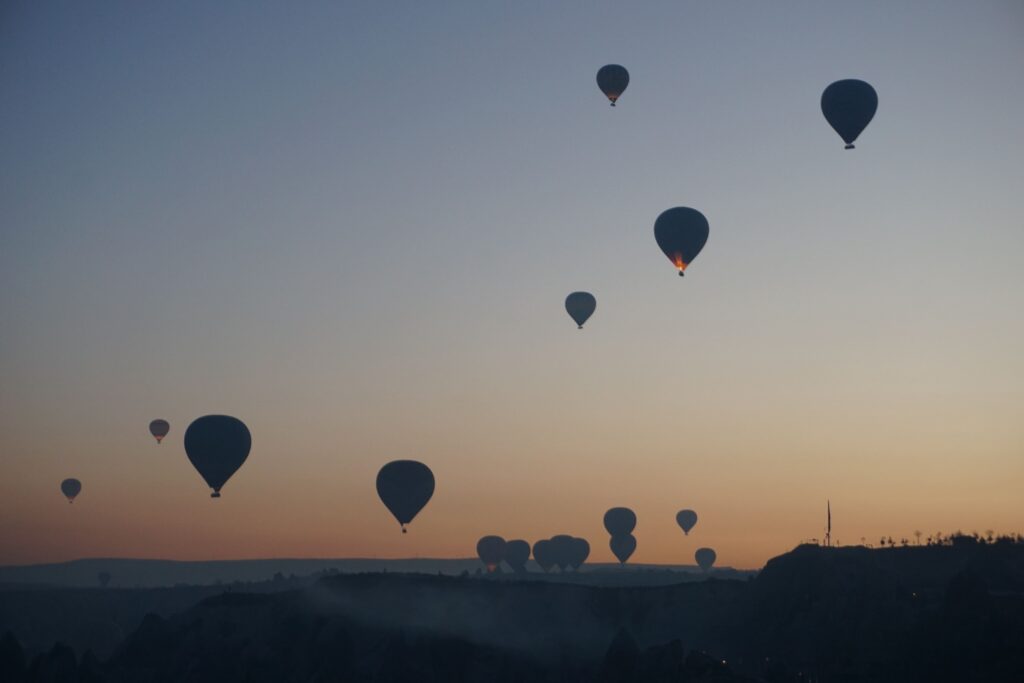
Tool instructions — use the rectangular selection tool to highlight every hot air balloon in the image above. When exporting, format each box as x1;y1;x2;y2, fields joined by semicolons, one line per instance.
550;535;576;571
477;535;506;573
597;64;629;106
821;79;878;149
183;415;251;498
532;539;555;572
149;419;170;444
569;537;590;570
376;460;435;533
565;292;596;329
503;539;531;573
60;478;81;503
676;509;698;535
654;207;709;277
610;534;637;564
603;507;637;536
695;547;716;571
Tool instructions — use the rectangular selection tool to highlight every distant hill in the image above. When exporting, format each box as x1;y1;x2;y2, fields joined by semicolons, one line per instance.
2;541;1021;682
0;557;752;588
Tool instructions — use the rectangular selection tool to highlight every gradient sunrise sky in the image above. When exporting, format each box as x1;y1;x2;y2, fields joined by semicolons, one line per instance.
1;1;1022;569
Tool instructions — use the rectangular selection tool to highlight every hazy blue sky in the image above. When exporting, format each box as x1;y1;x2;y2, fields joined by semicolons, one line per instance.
2;1;1022;567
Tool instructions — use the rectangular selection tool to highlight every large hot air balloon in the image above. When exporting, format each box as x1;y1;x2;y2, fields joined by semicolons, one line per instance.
695;547;717;571
603;507;637;536
821;79;878;149
596;64;629;106
376;460;435;533
676;509;698;535
532;539;555;572
503;539;531;573
565;292;596;329
610;534;637;564
60;478;81;503
654;207;709;277
477;535;506;573
149;419;170;444
569;537;590;570
183;415;251;498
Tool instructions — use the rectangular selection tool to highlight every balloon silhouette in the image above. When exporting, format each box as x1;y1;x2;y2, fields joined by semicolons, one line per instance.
477;535;506;573
821;79;878;149
610;534;637;564
654;207;709;277
596;64;629;106
503;539;531;573
60;478;81;503
565;292;596;329
532;539;555;572
676;509;698;535
550;534;575;571
149;419;170;444
569;537;590;570
695;547;717;571
376;460;435;533
603;507;637;536
183;415;251;498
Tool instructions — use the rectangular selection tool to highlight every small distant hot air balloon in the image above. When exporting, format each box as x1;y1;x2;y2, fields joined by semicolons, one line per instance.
569;537;590;570
610;534;637;564
597;64;629;106
149;419;170;444
477;535;506;573
532;539;555;572
503;539;531;573
654;207;709;277
183;415;251;498
60;478;81;503
565;292;596;329
676;509;698;535
603;508;637;536
376;460;435;533
821;79;878;149
695;547;716;571
550;535;576;572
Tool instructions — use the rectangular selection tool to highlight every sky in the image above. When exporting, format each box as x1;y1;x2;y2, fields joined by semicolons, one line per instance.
1;1;1022;569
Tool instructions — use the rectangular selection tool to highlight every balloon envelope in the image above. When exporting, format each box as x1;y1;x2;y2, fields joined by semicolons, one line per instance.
695;547;717;571
477;535;506;572
532;539;555;572
565;292;596;329
376;460;435;532
183;415;251;497
60;478;81;503
821;79;878;149
550;535;575;571
610;534;637;564
654;207;709;276
503;539;531;573
603;507;637;536
596;64;629;105
149;419;170;444
676;509;698;535
569;537;590;570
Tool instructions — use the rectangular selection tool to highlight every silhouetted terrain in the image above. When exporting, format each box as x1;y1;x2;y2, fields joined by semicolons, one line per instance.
0;557;751;589
2;542;1022;682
